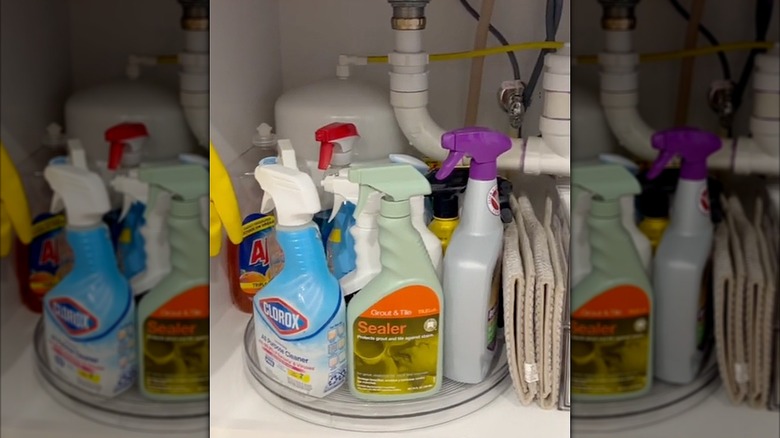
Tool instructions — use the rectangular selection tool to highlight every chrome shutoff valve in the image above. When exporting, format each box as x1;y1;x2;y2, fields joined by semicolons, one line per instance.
498;80;527;129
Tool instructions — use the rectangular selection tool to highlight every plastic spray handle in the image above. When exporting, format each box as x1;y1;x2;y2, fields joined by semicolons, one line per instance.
111;173;150;220
209;143;242;257
316;122;359;170
256;163;321;227
43;164;111;227
138;163;208;219
105;122;148;170
0;142;33;255
436;127;512;181
571;163;641;202
321;168;359;222
347;164;432;218
647;127;721;181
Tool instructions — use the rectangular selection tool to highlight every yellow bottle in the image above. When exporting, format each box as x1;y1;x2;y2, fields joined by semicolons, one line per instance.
637;187;670;254
428;192;460;254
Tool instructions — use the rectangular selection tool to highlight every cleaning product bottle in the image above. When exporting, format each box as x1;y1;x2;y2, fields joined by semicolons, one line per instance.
136;164;209;400
389;154;442;278
253;160;347;398
110;174;171;297
226;123;284;313
321;168;382;300
209;142;244;257
435;127;511;384
316;122;360;251
41;164;136;397
637;186;670;253
346;163;443;400
427;168;469;254
648;127;721;385
570;163;653;401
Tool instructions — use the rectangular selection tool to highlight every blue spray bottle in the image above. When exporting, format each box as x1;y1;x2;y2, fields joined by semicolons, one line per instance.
42;164;137;397
253;159;348;398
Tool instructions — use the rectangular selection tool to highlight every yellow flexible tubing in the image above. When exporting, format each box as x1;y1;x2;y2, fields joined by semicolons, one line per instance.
366;41;564;63
363;41;774;65
576;41;776;65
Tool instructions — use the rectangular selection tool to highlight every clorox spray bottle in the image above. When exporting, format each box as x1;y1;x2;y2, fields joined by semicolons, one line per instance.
253;159;348;398
42;164;137;397
435;127;511;384
135;163;209;401
346;164;443;401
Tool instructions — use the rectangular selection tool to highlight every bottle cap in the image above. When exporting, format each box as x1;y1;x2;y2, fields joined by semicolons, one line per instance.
105;122;148;170
315;122;359;170
432;193;459;219
44;164;111;227
638;187;669;219
436;127;511;181
253;123;277;148
256;163;321;227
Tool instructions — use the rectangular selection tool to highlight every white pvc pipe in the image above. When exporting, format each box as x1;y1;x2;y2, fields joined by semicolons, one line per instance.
599;30;780;175
388;30;570;176
180;29;209;147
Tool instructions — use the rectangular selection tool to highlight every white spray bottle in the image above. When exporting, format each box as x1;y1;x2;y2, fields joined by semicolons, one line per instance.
321;169;382;299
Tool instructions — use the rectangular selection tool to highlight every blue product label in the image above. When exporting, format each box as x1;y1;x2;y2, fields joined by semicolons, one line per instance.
258;297;310;336
44;290;137;397
28;213;69;299
49;297;99;336
117;202;146;280
238;213;280;296
254;297;347;397
326;202;357;279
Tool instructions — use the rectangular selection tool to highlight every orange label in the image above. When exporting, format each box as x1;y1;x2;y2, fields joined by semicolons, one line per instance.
360;284;440;319
572;285;650;320
150;285;209;319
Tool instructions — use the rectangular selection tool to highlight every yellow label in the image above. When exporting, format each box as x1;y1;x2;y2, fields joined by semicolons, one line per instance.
571;285;651;395
32;214;66;238
328;228;342;244
78;369;101;383
353;285;440;395
287;369;311;383
242;215;276;238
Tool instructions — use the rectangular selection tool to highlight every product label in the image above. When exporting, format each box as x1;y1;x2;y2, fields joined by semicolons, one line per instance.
487;262;502;351
487;185;500;216
28;213;70;298
699;186;711;216
254;297;347;397
352;285;440;395
45;292;136;397
142;285;209;396
571;285;651;396
237;214;282;296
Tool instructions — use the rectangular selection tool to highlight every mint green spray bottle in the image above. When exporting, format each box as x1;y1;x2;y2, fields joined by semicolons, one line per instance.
570;163;654;401
346;164;444;401
135;163;209;401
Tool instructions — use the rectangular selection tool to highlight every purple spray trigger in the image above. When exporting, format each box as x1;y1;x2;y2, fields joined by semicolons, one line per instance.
437;127;512;181
646;150;674;180
649;127;721;181
436;151;464;180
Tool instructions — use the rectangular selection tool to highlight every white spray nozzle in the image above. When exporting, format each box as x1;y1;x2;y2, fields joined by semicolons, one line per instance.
66;139;88;170
111;174;150;220
277;138;298;170
321;168;360;222
44;164;111;227
256;163;320;227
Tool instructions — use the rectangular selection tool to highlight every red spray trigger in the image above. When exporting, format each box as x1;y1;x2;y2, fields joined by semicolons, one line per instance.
315;122;359;170
105;123;148;170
